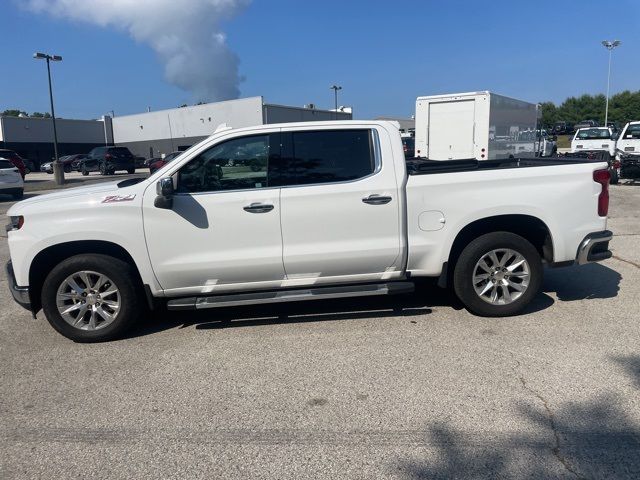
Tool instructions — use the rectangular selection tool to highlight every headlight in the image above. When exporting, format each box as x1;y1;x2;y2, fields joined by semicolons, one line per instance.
6;216;24;232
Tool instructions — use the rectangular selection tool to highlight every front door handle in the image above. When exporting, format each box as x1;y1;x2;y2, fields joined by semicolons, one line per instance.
362;194;392;205
243;202;274;213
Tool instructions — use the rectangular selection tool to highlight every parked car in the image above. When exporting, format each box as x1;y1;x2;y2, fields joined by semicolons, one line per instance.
574;119;600;130
6;121;613;342
401;136;415;159
40;155;79;174
552;121;573;135
616;121;640;180
148;151;183;174
134;156;146;168
531;130;557;157
21;159;36;175
571;127;617;158
0;157;24;199
59;154;89;172
80;146;136;176
0;149;26;179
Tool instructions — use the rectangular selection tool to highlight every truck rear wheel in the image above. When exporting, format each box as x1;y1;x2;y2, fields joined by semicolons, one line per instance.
41;254;141;342
453;232;542;317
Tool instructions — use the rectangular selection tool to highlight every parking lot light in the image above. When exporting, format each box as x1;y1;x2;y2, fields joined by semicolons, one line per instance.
330;85;342;119
33;51;64;185
601;40;621;127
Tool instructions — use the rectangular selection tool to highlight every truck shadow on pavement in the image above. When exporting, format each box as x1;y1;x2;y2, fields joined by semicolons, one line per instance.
127;263;622;338
127;264;622;338
128;280;455;338
398;358;640;479
542;263;621;301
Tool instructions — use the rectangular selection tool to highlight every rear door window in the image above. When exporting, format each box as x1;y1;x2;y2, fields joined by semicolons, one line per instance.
0;159;14;169
282;129;375;186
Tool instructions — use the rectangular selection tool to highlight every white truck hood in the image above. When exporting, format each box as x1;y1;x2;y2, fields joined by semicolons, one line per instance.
7;180;144;216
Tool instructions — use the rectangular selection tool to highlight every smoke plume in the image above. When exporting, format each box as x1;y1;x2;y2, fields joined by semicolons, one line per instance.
23;0;250;101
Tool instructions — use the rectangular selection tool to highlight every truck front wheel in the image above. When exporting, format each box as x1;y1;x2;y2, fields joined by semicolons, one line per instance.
41;254;141;342
453;232;542;317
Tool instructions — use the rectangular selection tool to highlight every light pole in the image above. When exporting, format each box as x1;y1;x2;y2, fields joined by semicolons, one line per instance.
601;40;621;127
33;52;64;185
330;85;342;119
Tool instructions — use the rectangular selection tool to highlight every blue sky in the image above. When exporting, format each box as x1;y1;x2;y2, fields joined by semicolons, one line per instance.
1;0;639;120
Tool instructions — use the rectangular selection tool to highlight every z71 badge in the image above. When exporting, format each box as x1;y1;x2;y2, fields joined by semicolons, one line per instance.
102;194;136;203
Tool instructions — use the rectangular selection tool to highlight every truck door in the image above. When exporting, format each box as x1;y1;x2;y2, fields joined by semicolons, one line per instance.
142;131;286;294
428;100;476;159
277;126;403;286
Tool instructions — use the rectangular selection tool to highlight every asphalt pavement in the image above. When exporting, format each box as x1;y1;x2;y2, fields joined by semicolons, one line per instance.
1;178;639;479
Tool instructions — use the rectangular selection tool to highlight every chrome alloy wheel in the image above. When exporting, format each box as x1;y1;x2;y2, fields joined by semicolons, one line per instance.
472;249;530;305
56;271;120;330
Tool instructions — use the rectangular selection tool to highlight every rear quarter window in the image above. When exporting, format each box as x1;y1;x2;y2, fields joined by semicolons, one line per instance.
0;160;14;169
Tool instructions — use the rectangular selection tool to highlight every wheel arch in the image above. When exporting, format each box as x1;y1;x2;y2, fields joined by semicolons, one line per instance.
442;214;553;287
29;240;143;314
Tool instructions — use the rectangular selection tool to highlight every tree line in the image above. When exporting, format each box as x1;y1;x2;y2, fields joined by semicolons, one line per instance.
540;90;640;129
1;109;51;118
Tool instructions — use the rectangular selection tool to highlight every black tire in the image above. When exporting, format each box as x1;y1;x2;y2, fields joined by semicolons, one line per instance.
610;168;619;185
12;189;24;200
127;168;135;174
453;232;542;317
41;254;141;342
99;163;107;175
64;165;71;173
81;165;89;176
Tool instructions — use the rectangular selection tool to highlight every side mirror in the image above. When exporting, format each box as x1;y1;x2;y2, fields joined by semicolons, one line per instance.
154;177;174;209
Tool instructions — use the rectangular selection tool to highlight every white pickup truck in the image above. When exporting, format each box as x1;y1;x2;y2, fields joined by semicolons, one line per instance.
6;121;613;342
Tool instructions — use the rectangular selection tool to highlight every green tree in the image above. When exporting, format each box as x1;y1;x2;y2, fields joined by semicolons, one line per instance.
31;112;51;118
1;109;27;117
539;102;557;129
544;90;640;126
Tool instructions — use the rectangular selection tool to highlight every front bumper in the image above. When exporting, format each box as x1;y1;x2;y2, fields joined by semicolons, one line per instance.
6;261;32;312
576;230;613;265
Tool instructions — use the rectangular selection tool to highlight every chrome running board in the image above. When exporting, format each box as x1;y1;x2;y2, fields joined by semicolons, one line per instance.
166;282;415;311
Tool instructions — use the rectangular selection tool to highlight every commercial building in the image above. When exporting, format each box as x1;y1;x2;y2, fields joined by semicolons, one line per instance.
1;96;351;167
0;115;112;166
111;96;352;159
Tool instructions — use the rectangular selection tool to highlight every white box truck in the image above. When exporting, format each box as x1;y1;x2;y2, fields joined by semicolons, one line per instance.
414;91;539;160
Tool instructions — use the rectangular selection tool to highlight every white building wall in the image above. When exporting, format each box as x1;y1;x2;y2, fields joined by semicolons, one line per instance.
111;97;265;144
0;116;108;144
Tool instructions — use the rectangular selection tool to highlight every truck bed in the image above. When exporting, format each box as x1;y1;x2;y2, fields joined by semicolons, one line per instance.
406;156;602;175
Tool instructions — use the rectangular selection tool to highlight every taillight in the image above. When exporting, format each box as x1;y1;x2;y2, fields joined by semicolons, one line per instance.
105;154;113;160
593;168;610;217
613;160;621;169
403;144;408;153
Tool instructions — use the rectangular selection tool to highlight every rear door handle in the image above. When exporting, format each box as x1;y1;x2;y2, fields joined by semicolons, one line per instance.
362;194;392;205
243;202;274;213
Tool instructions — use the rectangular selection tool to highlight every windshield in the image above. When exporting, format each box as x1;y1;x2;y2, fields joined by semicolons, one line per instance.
622;124;640;140
575;128;611;140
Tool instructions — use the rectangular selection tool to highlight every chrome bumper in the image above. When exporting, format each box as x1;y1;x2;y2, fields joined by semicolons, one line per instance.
576;230;613;265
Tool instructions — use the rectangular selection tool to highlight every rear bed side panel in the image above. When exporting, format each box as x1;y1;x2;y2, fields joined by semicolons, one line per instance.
405;162;608;276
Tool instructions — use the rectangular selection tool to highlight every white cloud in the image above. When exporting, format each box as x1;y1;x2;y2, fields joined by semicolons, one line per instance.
23;0;251;101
